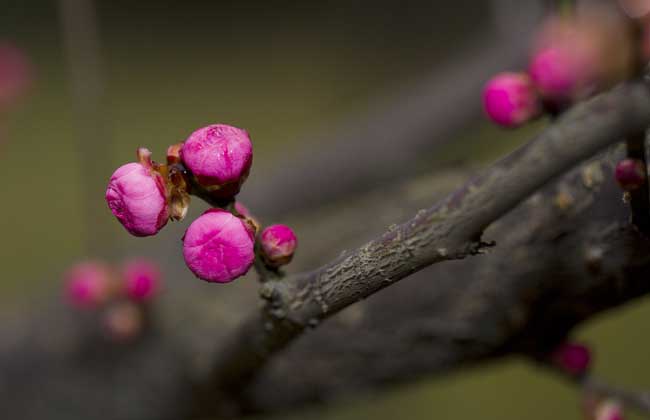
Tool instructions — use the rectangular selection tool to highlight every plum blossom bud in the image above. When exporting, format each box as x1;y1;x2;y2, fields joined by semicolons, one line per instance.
180;124;253;198
105;148;169;237
65;261;111;308
103;301;143;342
482;72;540;127
551;342;591;376
260;224;298;267
123;259;161;302
615;158;646;191
182;209;255;283
0;42;32;110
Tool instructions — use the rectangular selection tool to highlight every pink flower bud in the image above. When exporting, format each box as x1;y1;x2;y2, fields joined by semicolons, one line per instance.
482;72;541;127
182;209;255;283
529;19;601;102
615;158;646;191
103;301;143;342
180;124;253;198
0;42;32;110
105;150;169;237
260;224;298;267
122;259;161;302
551;342;592;376
65;261;111;308
595;400;624;420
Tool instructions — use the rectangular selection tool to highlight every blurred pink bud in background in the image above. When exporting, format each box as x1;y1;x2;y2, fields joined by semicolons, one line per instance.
551;342;592;376
122;259;161;302
65;261;111;308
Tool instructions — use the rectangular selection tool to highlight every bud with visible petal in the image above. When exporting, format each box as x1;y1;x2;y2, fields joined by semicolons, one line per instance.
180;124;253;199
551;342;592;376
182;209;255;283
483;72;541;127
615;158;646;191
260;224;298;267
65;261;111;308
105;148;170;237
122;259;161;302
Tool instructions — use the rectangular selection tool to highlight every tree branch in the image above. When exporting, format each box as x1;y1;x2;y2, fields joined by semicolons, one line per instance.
198;80;650;411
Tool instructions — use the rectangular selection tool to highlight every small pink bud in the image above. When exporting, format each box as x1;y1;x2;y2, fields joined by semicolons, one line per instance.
182;209;255;283
65;261;111;308
483;72;541;127
122;259;161;302
103;301;143;342
615;158;646;191
260;224;298;267
595;400;624;420
180;124;253;198
551;342;592;376
529;19;601;102
0;42;32;110
106;151;169;237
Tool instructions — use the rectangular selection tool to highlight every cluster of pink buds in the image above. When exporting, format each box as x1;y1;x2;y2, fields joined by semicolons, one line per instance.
483;7;638;127
106;123;298;283
64;258;162;342
550;341;592;377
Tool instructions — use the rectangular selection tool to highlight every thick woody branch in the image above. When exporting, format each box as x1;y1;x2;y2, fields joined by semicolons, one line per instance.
199;81;650;409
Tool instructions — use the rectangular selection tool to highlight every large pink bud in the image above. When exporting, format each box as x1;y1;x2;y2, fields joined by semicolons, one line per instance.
122;259;161;302
260;224;298;267
180;124;253;199
0;42;32;110
482;72;540;127
65;261;111;308
106;149;169;237
182;209;255;283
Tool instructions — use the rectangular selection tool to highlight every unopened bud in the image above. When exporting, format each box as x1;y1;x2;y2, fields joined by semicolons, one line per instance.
260;224;298;267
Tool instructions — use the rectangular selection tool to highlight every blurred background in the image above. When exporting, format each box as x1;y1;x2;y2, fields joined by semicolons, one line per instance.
0;1;648;419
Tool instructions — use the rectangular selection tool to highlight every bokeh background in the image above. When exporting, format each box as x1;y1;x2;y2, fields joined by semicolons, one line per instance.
0;1;648;419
